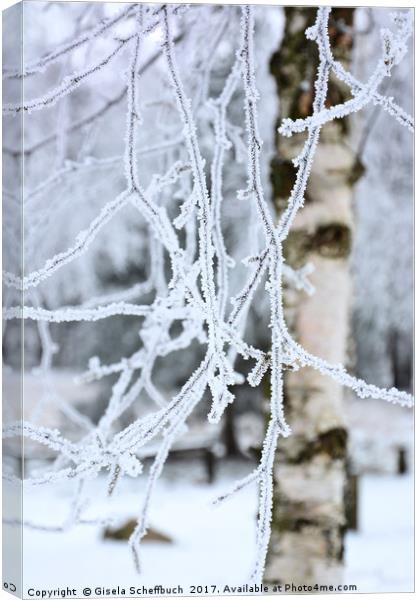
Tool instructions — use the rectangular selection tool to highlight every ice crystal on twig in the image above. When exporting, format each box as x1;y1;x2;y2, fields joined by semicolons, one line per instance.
2;3;414;586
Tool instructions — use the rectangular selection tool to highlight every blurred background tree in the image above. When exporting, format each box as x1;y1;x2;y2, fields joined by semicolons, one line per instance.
266;7;355;585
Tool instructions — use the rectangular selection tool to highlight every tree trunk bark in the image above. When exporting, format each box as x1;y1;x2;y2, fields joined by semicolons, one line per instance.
265;8;357;586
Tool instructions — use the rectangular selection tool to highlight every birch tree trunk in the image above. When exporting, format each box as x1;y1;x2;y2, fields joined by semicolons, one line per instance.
265;8;358;585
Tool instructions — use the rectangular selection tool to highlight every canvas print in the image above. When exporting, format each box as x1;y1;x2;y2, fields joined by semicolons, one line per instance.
2;2;414;598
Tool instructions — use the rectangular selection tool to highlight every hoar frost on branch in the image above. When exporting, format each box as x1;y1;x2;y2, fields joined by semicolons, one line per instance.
2;3;414;584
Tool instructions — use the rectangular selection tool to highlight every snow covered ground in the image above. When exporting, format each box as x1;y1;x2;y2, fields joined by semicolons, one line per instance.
344;474;414;593
17;460;413;595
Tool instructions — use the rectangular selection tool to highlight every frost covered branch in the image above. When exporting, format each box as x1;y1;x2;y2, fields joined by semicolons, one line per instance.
3;3;414;586
2;4;137;80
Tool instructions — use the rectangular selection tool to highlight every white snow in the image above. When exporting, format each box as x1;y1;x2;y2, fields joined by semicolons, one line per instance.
345;474;414;593
18;460;413;595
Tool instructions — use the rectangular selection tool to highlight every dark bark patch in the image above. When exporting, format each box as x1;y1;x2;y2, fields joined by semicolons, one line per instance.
270;7;354;128
312;223;352;258
284;224;352;265
271;156;298;202
348;155;366;185
338;524;346;560
283;230;312;267
323;526;345;561
292;427;348;464
279;516;318;533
